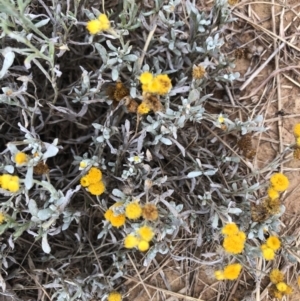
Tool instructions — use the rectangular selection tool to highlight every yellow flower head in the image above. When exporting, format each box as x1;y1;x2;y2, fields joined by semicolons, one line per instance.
142;203;159;221
223;263;242;280
1;174;12;190
98;14;110;31
8;181;19;193
214;270;225;280
15;152;28;165
152;74;172;95
266;236;281;251
105;203;126;227
140;72;153;85
261;244;275;260
138;240;149;252
137;102;151;115
296;137;300;147
270;173;289;192
269;269;284;284
87;167;102;184
222;231;246;254
276;282;287;292
79;161;87;168
0;212;5;224
125;201;142;220
218;115;225;123
110;213;126;228
293;123;300;137
221;223;239;236
80;176;90;187
138;226;154;242
107;291;122;301
104;209;113;221
267;187;279;200
124;234;139;249
88;181;105;196
86;19;102;35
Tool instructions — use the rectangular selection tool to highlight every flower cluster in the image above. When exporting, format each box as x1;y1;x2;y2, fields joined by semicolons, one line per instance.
86;14;110;35
0;174;20;193
222;223;246;254
260;236;281;261
215;263;242;281
107;291;122;301
124;225;155;252
80;167;105;196
269;269;293;299
139;72;172;95
104;201;159;230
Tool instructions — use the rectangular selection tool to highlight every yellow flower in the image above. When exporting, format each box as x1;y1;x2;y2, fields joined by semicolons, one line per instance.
15;152;28;165
80;176;90;187
140;72;153;84
151;74;172;95
110;213;126;228
214;270;225;280
276;282;287;292
221;223;239;236
88;181;105;196
10;175;19;183
266;236;281;251
223;231;246;254
79;161;87;168
270;173;289;192
124;234;139;249
261;244;275;260
1;174;12;190
293;123;300;137
296;137;300;147
86;19;102;35
138;240;149;252
142;203;159;221
104;209;113;221
223;263;242;280
218;115;225;123
137;102;151;115
138;226;154;242
267;187;279;200
0;212;5;224
7;181;19;192
125;201;142;220
98;14;110;31
87;167;102;184
107;291;122;301
269;269;284;284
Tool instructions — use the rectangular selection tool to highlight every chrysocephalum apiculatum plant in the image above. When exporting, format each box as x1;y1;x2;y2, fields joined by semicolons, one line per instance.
0;0;298;299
